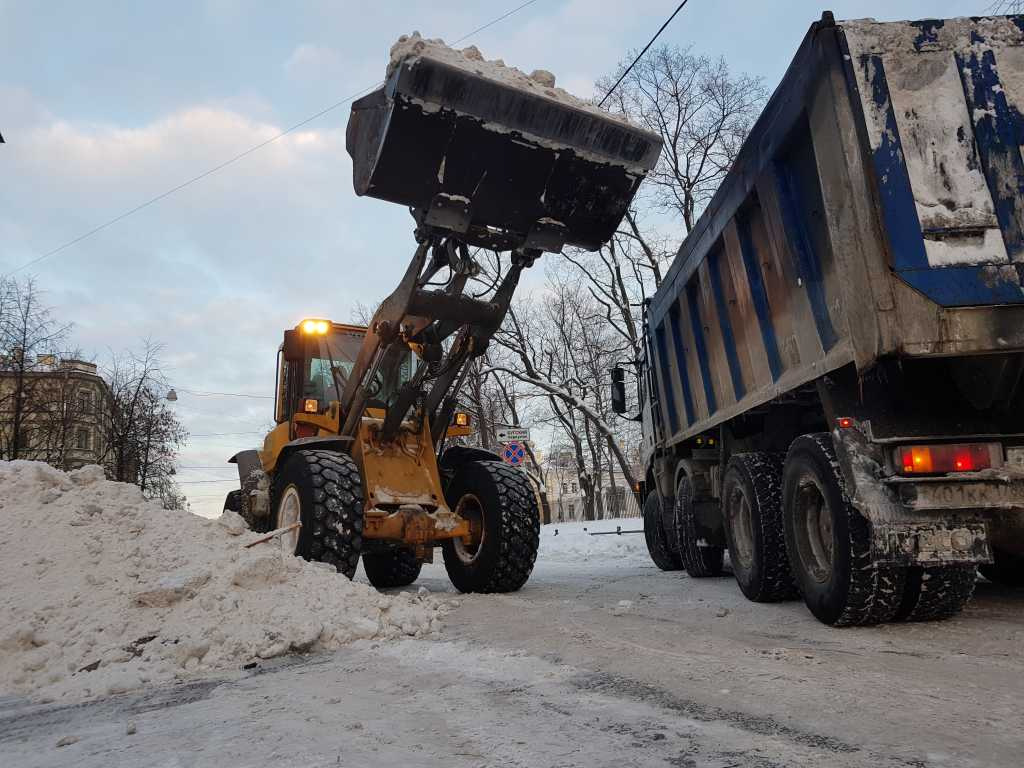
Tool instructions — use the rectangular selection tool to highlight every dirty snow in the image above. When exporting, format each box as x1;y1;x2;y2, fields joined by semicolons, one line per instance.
0;461;449;702
539;518;648;562
388;32;630;124
841;16;1019;267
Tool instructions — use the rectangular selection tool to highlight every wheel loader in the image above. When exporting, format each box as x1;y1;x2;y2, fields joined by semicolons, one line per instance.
225;40;662;592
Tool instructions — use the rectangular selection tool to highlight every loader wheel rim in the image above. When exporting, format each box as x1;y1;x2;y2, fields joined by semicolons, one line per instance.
277;485;302;554
792;474;833;583
452;493;485;565
725;485;754;570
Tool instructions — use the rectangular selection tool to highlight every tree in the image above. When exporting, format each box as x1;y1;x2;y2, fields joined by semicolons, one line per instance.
598;44;767;234
97;341;188;509
0;277;71;460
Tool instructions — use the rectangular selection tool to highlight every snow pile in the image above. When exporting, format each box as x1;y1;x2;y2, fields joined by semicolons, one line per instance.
388;32;629;123
0;461;448;702
539;518;649;563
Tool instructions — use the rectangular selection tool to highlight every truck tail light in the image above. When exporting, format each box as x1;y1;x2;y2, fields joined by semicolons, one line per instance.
896;443;1000;475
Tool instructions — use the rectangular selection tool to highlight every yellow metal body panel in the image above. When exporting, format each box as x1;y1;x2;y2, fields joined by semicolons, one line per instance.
352;409;447;511
259;319;473;551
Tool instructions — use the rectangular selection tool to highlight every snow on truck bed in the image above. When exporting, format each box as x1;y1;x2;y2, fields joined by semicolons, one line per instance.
0;461;448;702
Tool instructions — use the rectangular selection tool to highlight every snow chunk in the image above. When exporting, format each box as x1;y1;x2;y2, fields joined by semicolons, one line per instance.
387;32;629;124
0;460;449;702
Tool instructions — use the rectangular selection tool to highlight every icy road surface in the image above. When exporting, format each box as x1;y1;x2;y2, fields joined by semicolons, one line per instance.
3;519;1023;767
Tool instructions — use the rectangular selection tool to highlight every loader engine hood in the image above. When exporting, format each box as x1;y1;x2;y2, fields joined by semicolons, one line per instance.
346;35;663;253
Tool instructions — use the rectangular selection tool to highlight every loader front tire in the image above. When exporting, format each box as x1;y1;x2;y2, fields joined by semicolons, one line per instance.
363;547;422;589
442;460;540;593
271;450;364;579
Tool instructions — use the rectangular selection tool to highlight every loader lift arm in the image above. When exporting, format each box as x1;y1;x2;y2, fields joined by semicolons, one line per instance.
339;228;538;446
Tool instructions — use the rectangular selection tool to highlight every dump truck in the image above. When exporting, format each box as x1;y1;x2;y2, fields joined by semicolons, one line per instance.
613;13;1024;625
227;37;662;592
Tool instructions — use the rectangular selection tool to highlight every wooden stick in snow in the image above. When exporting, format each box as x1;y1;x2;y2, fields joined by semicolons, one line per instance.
243;521;301;548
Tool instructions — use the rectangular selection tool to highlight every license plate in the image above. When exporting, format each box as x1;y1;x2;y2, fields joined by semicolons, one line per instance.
908;481;1024;510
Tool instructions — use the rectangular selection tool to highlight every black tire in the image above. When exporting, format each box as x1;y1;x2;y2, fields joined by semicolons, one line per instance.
896;565;977;621
980;547;1024;587
270;450;364;578
442;460;540;593
363;547;422;589
642;491;683;571
223;489;242;514
721;453;797;602
782;433;904;627
675;474;724;578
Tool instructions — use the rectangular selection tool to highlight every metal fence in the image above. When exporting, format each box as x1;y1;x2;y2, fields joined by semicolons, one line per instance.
547;484;641;523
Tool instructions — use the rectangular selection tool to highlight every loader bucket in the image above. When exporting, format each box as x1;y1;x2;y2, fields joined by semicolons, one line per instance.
346;53;662;253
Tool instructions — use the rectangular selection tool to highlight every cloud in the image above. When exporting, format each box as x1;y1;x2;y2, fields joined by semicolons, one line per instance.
284;43;346;84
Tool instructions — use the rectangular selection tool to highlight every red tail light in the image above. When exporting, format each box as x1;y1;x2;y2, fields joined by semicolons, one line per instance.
896;443;999;475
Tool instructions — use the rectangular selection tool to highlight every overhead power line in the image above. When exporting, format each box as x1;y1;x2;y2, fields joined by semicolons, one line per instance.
598;0;691;108
188;430;265;437
174;387;273;399
3;1;543;278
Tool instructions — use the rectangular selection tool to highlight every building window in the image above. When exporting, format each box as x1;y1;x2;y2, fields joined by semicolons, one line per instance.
571;482;578;493
76;427;91;451
78;390;93;415
561;482;568;494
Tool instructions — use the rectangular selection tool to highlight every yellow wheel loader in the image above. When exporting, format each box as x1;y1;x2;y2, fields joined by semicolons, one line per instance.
225;43;662;592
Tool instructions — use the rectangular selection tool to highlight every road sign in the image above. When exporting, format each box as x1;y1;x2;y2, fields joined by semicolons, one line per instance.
496;427;530;443
501;440;527;466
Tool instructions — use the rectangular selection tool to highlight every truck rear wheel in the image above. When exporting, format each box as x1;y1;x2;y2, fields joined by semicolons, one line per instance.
896;565;977;621
270;450;364;579
675;475;724;578
363;547;422;588
980;548;1024;587
782;434;904;626
442;460;540;593
721;453;797;602
642;491;683;571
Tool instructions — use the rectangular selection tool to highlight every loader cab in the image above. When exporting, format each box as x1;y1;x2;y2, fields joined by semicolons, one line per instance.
275;318;416;423
276;319;364;423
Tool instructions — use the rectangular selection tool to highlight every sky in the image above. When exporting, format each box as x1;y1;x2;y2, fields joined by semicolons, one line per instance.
0;0;982;515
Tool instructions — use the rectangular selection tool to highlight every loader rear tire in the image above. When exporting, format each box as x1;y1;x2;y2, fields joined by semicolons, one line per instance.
442;460;539;593
783;433;904;626
674;475;724;578
642;491;683;571
223;489;242;514
271;450;364;579
896;565;977;621
722;453;797;602
363;547;422;589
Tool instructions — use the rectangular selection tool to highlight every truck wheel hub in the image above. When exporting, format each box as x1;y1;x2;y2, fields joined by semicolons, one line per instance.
453;494;485;564
793;476;833;583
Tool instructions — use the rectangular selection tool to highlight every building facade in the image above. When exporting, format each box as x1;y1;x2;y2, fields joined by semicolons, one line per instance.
0;357;109;470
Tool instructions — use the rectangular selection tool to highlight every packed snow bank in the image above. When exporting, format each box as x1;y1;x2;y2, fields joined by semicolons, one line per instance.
0;461;449;702
539;518;649;563
388;32;630;123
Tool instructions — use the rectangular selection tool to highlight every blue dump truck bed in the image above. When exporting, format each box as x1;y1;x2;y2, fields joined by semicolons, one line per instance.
646;14;1024;447
632;14;1024;627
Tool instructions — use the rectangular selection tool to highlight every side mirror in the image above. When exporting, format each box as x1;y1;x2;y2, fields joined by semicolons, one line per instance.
282;329;305;362
610;366;627;414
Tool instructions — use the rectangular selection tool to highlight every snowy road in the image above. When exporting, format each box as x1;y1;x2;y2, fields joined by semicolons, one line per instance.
4;520;1023;767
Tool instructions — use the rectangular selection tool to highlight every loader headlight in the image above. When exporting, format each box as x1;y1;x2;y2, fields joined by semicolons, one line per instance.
301;319;330;335
454;411;471;427
303;398;319;413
